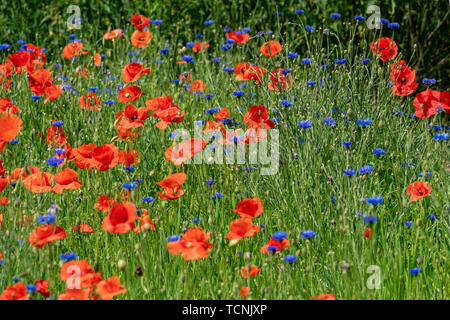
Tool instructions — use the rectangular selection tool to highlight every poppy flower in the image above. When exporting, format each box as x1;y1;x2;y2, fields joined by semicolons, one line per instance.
134;211;155;232
238;286;249;298
93;53;102;66
130;30;152;48
260;237;290;253
115;104;148;130
178;71;190;82
24;43;46;71
91;144;119;171
406;181;433;201
76;68;90;78
214;107;230;120
102;202;136;234
430;91;450;114
190;80;206;92
0;197;7;206
412;89;441;118
52;168;82;194
28;69;53;96
167;227;213;260
122;63;150;82
243;106;274;130
0;112;22;153
164;138;208;166
35;280;50;298
242;65;267;83
118;85;144;103
152;105;185;129
226;31;250;44
131;14;150;31
73;224;94;233
8;51;30;67
312;294;337;300
118;149;139;167
0;97;20;114
96;276;127;300
240;265;261;278
260;41;282;58
62;42;89;60
268;68;292;91
156;172;187;200
29;224;67;248
58;288;92;300
60;260;96;287
0;282;28;300
23;172;54;193
225;218;260;242
72;143;97;170
364;227;372;238
369;37;398;61
192;42;210;53
203;120;225;134
43;84;62;104
232;197;263;219
94;194;117;212
390;60;418;96
79;92;101;111
103;29;124;40
234;62;252;81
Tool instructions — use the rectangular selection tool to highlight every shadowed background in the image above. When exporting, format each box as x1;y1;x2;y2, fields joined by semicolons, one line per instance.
0;0;448;87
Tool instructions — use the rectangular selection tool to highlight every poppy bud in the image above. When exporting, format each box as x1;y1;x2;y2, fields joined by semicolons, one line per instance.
144;222;152;231
118;259;126;270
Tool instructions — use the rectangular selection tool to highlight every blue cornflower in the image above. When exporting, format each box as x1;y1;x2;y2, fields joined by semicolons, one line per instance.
142;196;154;203
307;81;317;86
223;27;232;33
195;34;203;38
168;235;181;242
272;231;287;241
151;19;163;25
433;133;449;140
104;100;115;105
354;15;365;22
211;192;223;200
206;178;217;186
60;252;78;262
380;18;390;24
54;148;66;155
388;22;400;29
284;255;297;263
404;221;414;227
356;119;372;127
305;25;315;31
160;48;169;55
372;148;386;155
409;267;422;275
204;20;214;26
280;100;293;107
359;165;373;174
324;117;336;127
225;38;235;44
422;78;436;84
122;182;137;190
330;13;341;18
360;58;370;64
220;44;232;50
298;120;312;129
365;196;384;206
9;139;18;145
46;156;63;167
26;284;38;292
426;214;436;220
295;10;305;15
363;215;378;224
334;58;347;65
301;230;316;239
204;94;215;100
222;67;234;73
242;27;251;33
233;91;245;98
182;55;194;63
186;41;195;48
288;52;298;59
301;58;312;64
343;168;356;176
31;95;41;101
206;107;220;114
342;141;352;147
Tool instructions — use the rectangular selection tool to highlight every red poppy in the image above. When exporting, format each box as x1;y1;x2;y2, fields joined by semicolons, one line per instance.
179;71;190;82
103;29;124;40
130;30;152;48
369;37;398;62
102;202;136;234
52;168;82;194
214;107;230;121
364;227;372;238
28;69;53;96
28;224;66;248
390;60;418;96
118;85;144;103
234;62;251;81
225;218;260;242
0;97;20;114
0;197;8;206
23;172;54;193
431;91;450;114
240;265;261;278
238;286;249;298
131;14;150;31
406;181;433;201
203;120;225;134
412;89;440;118
60;260;101;290
226;31;250;44
232;197;263;219
76;68;90;78
260;41;282;58
58;288;92;300
73;224;94;233
156;172;187;200
152;106;185;129
312;294;337;300
190;80;206;92
62;42;89;60
134;211;155;232
244;106;275;130
8;51;31;67
118;149;139;167
0;112;22;154
94;53;102;66
268;68;292;91
260;237;290;253
167;227;213;260
94;194;117;212
241;65;267;83
122;62;150;82
192;42;210;53
24;43;46;71
44;84;62;104
165;138;208;166
0;282;28;300
97;276;127;300
115;104;148;130
145;95;177;111
92;144;119;171
35;280;50;298
79;92;101;111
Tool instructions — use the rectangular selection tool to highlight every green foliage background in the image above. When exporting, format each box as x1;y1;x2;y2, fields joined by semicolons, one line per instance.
0;0;449;87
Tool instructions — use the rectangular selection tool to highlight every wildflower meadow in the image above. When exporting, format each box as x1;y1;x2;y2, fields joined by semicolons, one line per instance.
0;1;449;303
